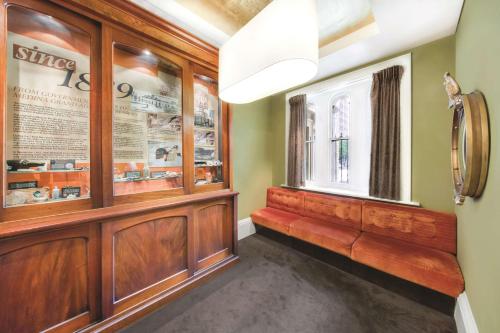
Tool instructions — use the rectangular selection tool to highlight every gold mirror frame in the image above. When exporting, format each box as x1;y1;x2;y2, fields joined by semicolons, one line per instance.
445;73;490;205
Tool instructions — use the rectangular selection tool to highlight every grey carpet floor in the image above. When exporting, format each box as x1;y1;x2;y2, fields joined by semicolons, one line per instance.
121;233;456;333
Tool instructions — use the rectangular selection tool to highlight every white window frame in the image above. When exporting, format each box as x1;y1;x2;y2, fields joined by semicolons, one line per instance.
285;53;413;204
305;104;316;181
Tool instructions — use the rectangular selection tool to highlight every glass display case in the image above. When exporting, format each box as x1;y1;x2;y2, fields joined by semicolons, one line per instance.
193;74;223;186
1;1;229;219
112;44;184;196
4;5;92;207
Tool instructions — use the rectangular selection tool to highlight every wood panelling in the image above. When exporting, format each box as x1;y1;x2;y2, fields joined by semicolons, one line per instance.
196;204;226;260
77;255;239;333
114;216;188;300
0;0;238;331
102;206;193;316
0;190;236;239
195;200;233;269
0;225;98;333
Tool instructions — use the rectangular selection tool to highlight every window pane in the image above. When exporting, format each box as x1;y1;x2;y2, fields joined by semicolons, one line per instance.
5;6;91;207
112;45;183;195
305;104;315;181
331;95;350;139
331;139;349;184
194;74;223;185
330;95;350;184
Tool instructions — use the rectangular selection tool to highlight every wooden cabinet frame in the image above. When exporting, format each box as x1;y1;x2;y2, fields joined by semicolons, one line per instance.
0;223;99;332
0;1;238;332
101;205;194;316
0;0;103;221
102;26;193;206
0;0;232;219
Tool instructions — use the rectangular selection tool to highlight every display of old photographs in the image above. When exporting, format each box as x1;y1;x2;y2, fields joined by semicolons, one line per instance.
113;47;183;169
194;81;218;162
148;140;181;167
129;70;181;114
195;147;215;161
194;82;216;129
147;113;181;138
194;129;215;146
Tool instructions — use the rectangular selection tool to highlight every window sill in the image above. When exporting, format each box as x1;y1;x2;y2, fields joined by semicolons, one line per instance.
281;184;421;207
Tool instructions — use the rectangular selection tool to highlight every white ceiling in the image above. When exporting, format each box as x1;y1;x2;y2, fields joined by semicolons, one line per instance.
132;0;463;81
315;0;463;81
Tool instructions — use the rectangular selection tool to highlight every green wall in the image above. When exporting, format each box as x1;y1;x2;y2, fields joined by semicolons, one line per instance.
269;36;456;212
455;0;500;331
232;98;273;220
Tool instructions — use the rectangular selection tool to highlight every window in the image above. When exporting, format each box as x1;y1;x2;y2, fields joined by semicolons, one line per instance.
330;95;350;183
305;104;316;181
286;54;412;202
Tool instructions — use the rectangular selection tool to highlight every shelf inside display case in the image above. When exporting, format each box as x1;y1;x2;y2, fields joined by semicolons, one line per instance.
5;163;91;208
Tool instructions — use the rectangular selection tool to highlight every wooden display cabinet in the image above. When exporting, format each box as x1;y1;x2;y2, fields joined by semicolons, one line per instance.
0;1;238;332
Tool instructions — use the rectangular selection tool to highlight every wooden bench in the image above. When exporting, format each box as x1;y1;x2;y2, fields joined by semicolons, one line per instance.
251;187;464;298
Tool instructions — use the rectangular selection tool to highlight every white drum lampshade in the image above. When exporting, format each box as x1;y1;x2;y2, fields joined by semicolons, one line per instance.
219;0;318;104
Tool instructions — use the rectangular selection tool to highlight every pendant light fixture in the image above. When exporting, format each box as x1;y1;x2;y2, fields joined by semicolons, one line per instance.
219;0;318;104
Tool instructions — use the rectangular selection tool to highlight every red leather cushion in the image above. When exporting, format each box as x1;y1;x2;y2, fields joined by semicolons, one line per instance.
302;192;362;230
351;234;464;297
362;201;457;254
251;207;302;235
266;187;304;215
290;217;361;257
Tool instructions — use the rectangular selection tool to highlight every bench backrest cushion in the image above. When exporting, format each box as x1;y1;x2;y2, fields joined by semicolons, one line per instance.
302;192;362;229
267;187;304;215
362;201;457;254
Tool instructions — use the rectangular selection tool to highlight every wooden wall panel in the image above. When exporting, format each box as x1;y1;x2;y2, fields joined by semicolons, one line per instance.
195;200;233;270
196;204;226;261
102;206;192;316
114;216;188;301
0;225;97;333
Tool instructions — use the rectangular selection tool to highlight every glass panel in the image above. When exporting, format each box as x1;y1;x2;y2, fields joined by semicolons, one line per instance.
331;95;350;139
193;74;223;185
112;45;183;195
5;6;91;207
330;95;350;183
305;104;315;181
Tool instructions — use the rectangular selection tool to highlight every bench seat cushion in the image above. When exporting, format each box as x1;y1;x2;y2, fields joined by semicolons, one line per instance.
251;207;302;234
290;217;361;257
351;233;464;297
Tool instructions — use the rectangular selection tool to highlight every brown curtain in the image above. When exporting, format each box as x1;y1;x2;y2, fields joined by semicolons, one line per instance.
287;94;307;187
369;65;404;200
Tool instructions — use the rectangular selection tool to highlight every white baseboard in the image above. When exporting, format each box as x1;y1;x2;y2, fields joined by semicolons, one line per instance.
238;217;256;240
455;292;479;333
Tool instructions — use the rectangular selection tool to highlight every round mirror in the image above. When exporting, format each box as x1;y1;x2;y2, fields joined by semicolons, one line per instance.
450;92;489;204
458;111;467;176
